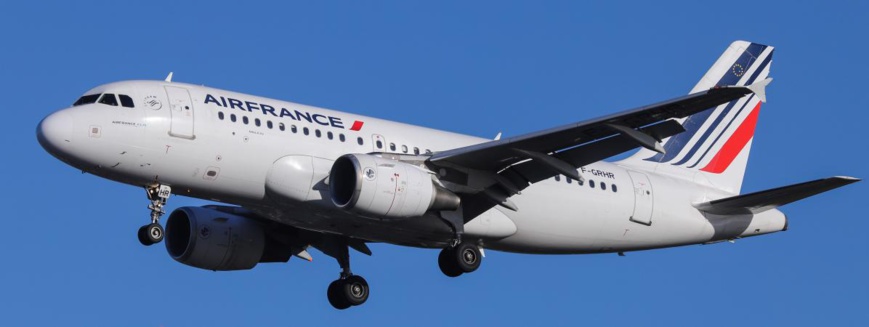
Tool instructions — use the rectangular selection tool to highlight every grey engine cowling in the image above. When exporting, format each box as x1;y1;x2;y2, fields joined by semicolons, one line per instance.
329;154;460;218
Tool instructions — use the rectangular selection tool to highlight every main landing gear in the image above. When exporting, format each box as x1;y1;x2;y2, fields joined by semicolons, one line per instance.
138;185;171;246
324;238;370;309
438;242;483;277
437;209;483;277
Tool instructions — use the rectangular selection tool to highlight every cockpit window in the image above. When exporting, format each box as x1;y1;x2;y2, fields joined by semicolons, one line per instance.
98;93;119;106
73;94;100;106
119;94;134;108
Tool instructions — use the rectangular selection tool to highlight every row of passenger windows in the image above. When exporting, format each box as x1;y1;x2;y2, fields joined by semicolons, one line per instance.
376;140;432;156
218;111;434;154
218;111;356;143
74;93;135;108
554;174;617;193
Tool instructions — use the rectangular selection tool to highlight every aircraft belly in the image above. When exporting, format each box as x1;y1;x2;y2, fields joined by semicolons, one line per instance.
486;163;716;253
486;174;626;253
250;203;455;247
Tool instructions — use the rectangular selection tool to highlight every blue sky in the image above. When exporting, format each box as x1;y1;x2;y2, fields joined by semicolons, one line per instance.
3;1;867;326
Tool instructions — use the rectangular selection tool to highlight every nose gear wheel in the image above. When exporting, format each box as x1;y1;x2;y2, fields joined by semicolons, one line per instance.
138;185;171;246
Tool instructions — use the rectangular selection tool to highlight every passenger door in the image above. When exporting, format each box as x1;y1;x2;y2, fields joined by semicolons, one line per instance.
628;171;654;225
165;86;195;139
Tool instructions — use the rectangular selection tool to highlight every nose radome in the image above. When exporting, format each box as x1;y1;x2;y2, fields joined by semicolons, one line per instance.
37;110;74;158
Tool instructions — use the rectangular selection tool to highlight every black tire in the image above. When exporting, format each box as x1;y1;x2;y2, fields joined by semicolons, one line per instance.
137;225;154;246
146;223;164;244
438;248;463;277
341;275;369;306
454;243;482;273
327;280;351;310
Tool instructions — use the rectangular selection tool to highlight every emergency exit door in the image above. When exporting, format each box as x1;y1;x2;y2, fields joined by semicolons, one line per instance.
371;134;386;152
628;171;654;226
165;86;195;139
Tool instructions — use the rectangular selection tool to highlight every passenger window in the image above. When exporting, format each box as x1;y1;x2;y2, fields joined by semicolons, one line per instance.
566;177;572;184
357;137;364;145
218;112;225;120
413;147;420;155
389;143;396;151
589;180;595;188
612;184;618;193
255;118;261;127
601;182;607;191
291;125;298;133
376;140;383;149
73;94;100;106
303;127;309;135
119;94;135;108
327;131;334;140
339;134;346;142
554;175;561;182
243;116;249;125
230;114;237;122
578;178;584;186
267;121;273;129
98;93;118;106
401;145;408;153
425;149;432;154
315;129;322;138
279;122;285;131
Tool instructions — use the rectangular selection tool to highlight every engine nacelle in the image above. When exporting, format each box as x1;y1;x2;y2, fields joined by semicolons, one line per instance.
165;207;271;271
329;154;460;218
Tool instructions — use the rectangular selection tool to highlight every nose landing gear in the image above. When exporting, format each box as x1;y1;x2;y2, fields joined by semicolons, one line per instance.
138;185;171;246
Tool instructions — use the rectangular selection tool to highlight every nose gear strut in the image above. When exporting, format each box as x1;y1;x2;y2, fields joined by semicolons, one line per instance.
138;184;171;246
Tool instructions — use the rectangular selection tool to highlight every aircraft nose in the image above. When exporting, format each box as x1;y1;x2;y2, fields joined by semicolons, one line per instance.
37;109;75;158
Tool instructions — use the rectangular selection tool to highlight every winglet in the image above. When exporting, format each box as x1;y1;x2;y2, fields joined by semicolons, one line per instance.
165;72;174;82
746;77;772;103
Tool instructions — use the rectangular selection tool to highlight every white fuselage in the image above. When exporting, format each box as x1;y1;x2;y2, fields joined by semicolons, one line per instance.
38;80;787;254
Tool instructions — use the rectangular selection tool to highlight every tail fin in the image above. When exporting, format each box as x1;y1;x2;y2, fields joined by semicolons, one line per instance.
620;40;775;194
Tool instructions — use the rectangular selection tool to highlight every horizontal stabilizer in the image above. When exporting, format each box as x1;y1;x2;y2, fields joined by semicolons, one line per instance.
694;176;859;215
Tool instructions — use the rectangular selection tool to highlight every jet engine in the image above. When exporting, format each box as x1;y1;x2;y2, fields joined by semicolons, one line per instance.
329;154;460;218
164;206;290;271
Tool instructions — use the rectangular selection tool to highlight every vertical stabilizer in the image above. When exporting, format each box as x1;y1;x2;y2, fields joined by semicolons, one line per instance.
619;41;774;194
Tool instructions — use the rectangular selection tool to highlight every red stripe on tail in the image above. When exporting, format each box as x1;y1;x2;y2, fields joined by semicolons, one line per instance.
700;102;761;174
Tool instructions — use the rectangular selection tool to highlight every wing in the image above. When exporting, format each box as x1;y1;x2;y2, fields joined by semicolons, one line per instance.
431;84;763;172
426;81;769;217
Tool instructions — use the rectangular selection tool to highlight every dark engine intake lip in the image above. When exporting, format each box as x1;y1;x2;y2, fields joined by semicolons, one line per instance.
330;154;363;209
165;208;194;260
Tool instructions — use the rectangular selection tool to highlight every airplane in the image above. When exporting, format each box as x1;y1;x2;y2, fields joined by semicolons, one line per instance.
37;40;858;309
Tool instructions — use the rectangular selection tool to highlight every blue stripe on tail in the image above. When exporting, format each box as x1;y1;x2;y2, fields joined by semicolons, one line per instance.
645;43;767;164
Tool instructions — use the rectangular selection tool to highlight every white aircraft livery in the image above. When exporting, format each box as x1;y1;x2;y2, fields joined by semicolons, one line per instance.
37;41;858;309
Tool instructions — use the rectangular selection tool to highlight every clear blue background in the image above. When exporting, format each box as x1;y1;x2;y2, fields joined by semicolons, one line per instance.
2;1;866;326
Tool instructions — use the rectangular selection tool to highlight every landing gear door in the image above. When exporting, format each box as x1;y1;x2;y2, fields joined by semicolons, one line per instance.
165;86;195;139
628;171;653;226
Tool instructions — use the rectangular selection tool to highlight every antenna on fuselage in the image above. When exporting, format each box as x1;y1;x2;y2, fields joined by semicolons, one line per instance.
164;72;174;82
